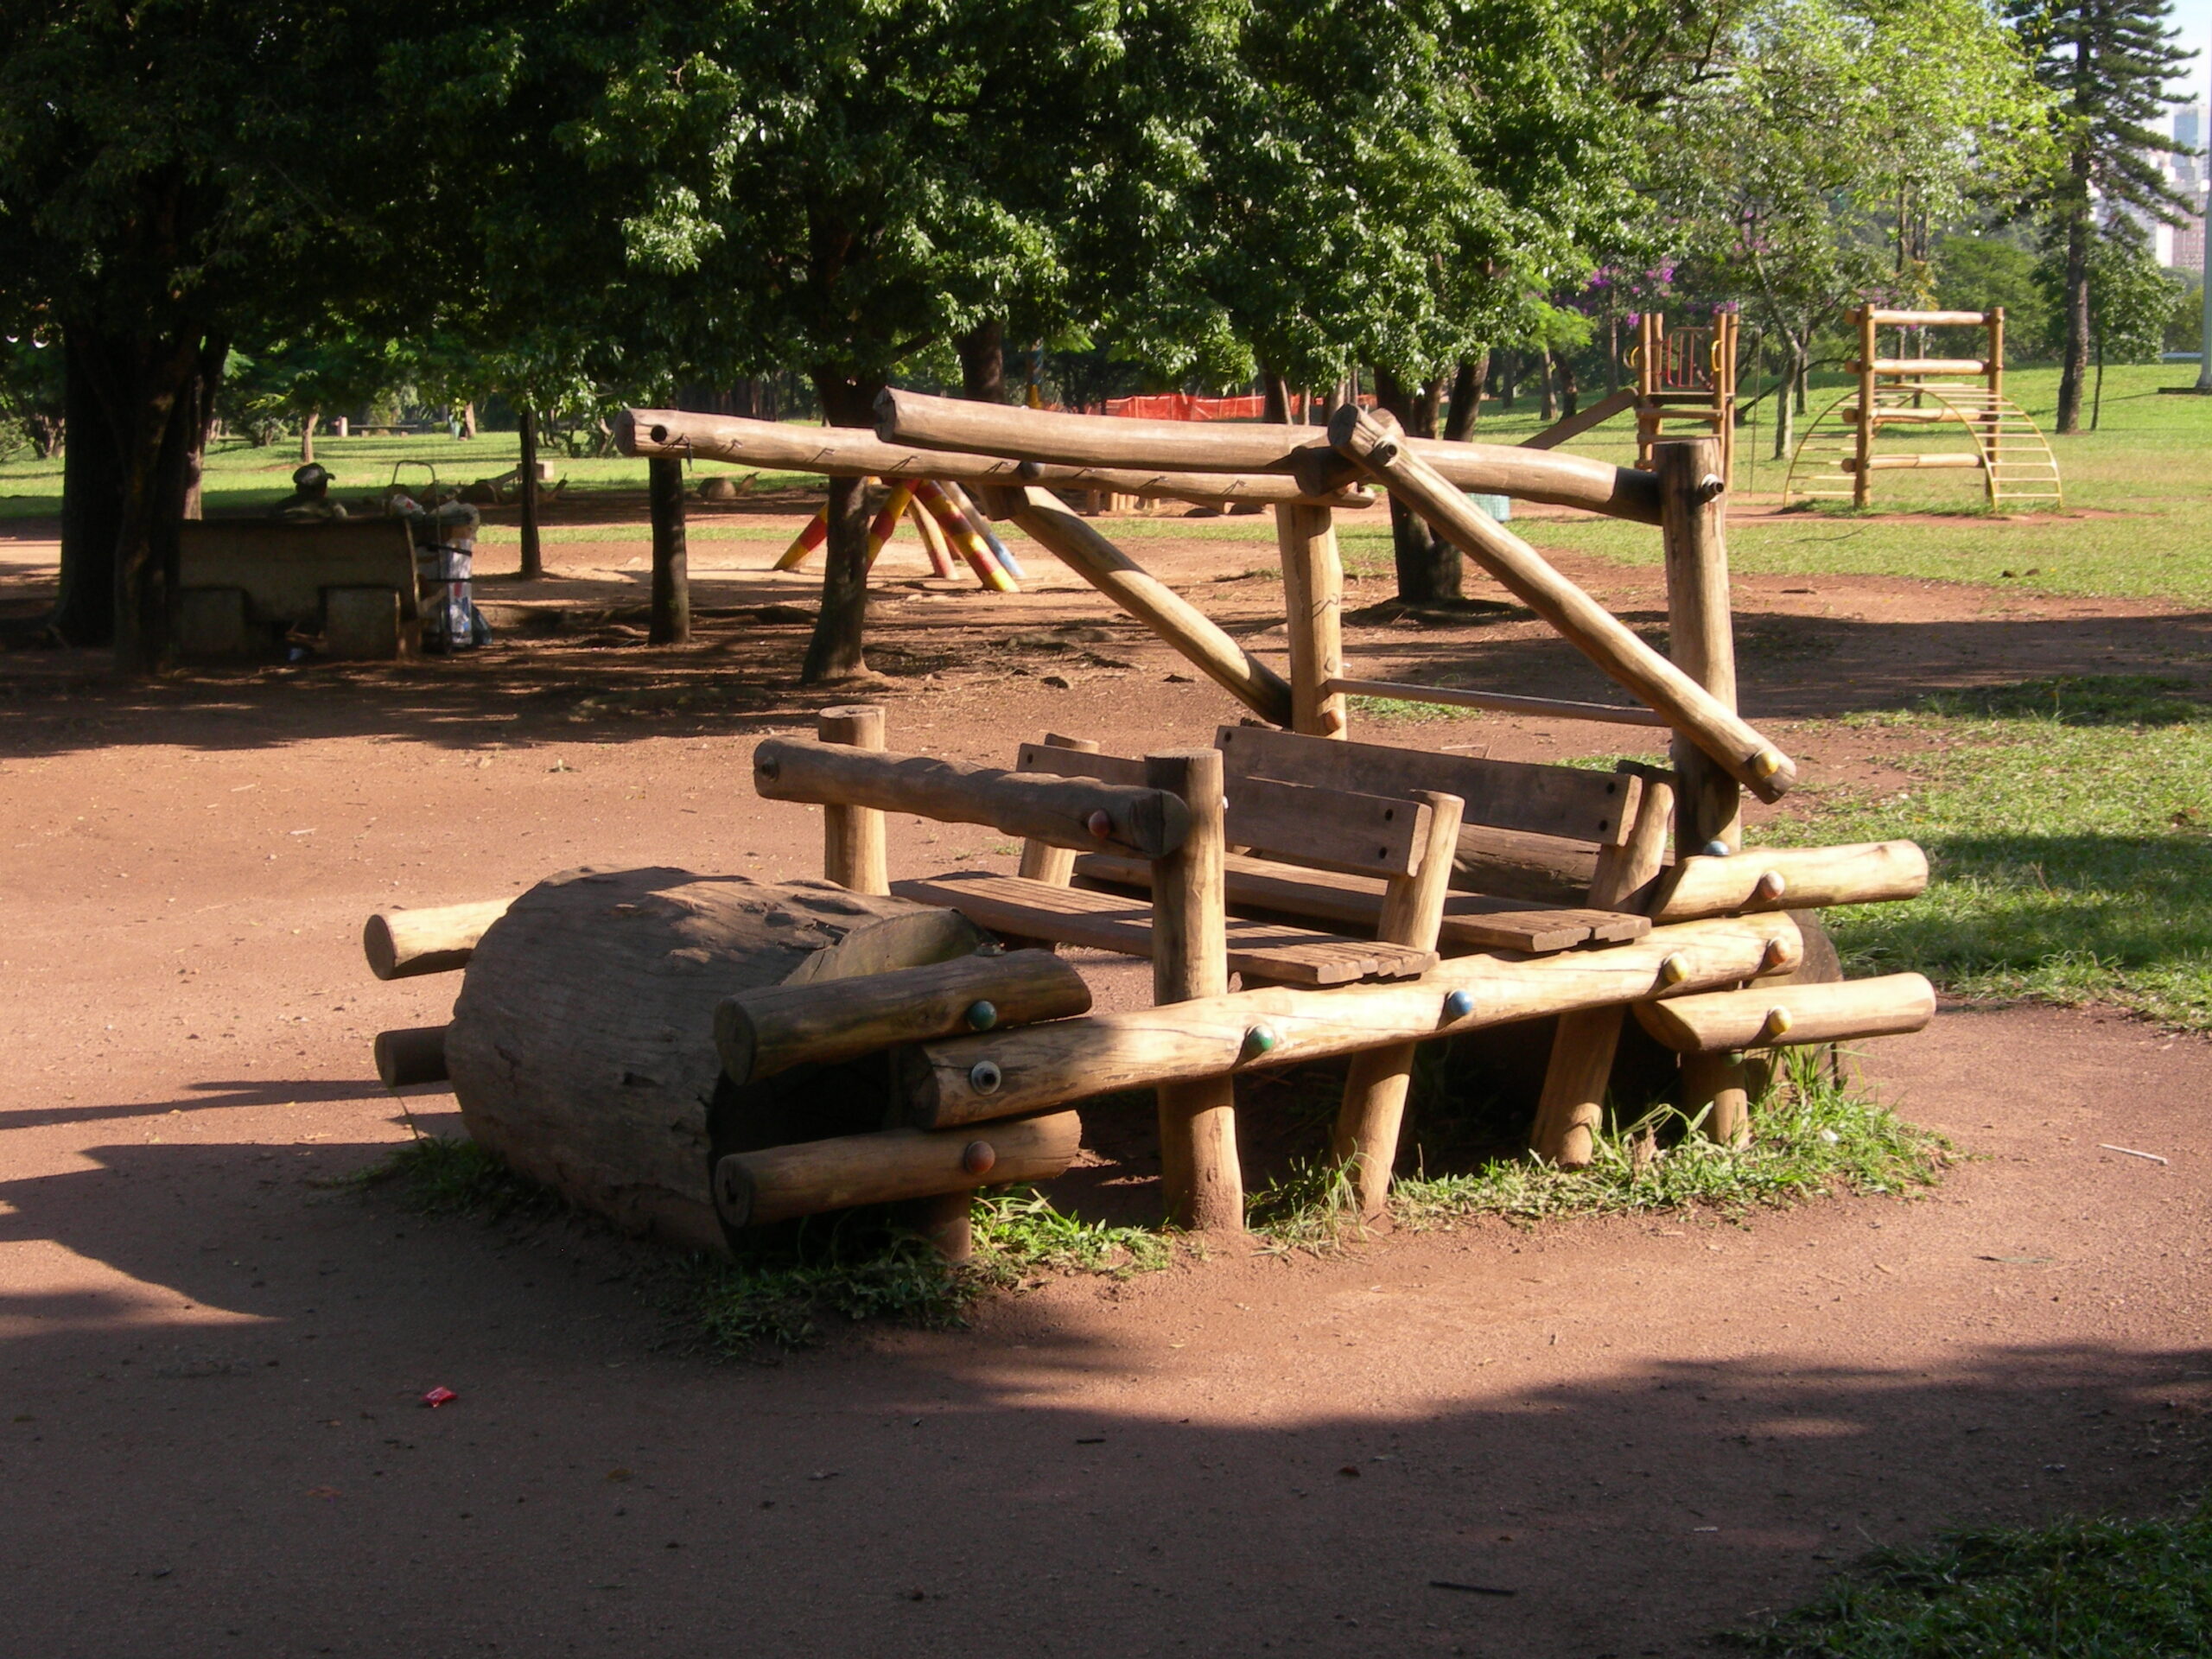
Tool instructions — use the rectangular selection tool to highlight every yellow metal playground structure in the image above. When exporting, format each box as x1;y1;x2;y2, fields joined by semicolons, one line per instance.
1785;304;2062;510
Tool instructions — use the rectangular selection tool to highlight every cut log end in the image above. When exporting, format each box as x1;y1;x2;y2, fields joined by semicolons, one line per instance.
373;1025;449;1089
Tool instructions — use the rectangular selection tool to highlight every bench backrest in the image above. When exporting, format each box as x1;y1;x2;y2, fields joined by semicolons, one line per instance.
179;518;421;626
1014;741;1440;881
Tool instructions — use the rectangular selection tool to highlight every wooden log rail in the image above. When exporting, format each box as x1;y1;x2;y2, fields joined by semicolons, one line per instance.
615;409;1374;510
1328;408;1800;804
1635;973;1936;1053
363;899;514;980
714;1112;1083;1229
902;912;1802;1128
1325;677;1670;728
753;737;1190;859
715;950;1092;1085
1650;840;1928;922
873;389;1664;524
1006;487;1296;726
1852;359;1992;377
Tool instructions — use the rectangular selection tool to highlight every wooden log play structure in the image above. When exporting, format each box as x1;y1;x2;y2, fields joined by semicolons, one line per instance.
361;397;1935;1259
1785;305;2062;510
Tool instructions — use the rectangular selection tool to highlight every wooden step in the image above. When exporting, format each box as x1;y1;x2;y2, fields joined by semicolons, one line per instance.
1073;851;1649;955
891;871;1437;986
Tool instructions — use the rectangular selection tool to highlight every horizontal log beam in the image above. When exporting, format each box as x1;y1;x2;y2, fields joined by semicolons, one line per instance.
874;390;1663;524
1007;486;1296;724
1853;359;1992;376
753;738;1190;859
713;1112;1082;1228
373;1025;449;1088
902;913;1802;1128
615;409;1374;509
1330;407;1798;803
1634;972;1936;1052
1650;840;1928;922
1327;676;1670;728
1866;309;1993;327
363;899;513;981
715;949;1091;1084
1847;454;1985;472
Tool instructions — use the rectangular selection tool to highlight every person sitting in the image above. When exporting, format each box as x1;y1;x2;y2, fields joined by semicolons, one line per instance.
270;462;348;520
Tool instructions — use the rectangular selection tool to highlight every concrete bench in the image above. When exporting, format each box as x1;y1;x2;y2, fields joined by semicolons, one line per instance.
177;518;421;659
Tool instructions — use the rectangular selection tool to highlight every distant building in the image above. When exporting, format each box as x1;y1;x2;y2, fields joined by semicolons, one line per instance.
2159;103;2206;269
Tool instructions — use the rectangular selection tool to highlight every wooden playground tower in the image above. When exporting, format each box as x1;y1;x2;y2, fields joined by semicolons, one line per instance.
1633;309;1738;482
1786;304;2062;509
356;396;1936;1257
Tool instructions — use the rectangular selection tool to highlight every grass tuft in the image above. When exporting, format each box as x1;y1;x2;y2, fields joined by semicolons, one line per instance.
1728;1495;2212;1656
1249;1050;1947;1249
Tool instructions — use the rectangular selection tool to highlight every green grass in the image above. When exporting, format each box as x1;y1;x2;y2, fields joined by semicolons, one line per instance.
1248;1049;1949;1250
359;1135;1169;1351
1730;1497;2212;1656
1773;676;2212;1030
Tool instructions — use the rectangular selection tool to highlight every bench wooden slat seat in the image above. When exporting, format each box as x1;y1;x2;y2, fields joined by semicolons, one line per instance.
889;871;1438;986
1072;851;1649;954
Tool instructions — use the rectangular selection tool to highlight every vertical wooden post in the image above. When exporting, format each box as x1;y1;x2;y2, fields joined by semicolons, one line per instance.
1529;765;1677;1166
1853;305;1877;510
817;705;889;896
1635;311;1662;467
1983;308;2006;507
1716;311;1738;490
1017;734;1102;887
1330;790;1465;1217
1657;437;1750;1144
647;456;691;645
1274;503;1348;738
518;407;543;580
1146;747;1242;1233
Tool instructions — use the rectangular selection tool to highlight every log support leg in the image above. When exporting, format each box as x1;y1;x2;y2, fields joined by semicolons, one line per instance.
1529;763;1676;1166
1331;790;1465;1219
1147;748;1243;1234
1016;734;1102;887
1274;502;1348;738
1682;1051;1751;1147
818;705;889;895
893;1191;975;1262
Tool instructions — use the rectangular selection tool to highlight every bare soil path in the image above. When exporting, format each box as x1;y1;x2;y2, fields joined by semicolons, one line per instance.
1;515;2206;1656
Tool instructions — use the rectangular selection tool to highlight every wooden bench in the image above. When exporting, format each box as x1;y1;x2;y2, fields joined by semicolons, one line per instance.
177;518;421;659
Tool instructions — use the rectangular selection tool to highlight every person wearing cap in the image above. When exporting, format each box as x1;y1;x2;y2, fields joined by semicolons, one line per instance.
271;462;348;520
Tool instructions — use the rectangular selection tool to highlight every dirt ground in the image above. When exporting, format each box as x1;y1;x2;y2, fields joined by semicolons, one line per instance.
1;501;2208;1657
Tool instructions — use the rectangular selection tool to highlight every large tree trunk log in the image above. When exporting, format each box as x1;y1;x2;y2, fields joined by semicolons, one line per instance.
445;868;985;1253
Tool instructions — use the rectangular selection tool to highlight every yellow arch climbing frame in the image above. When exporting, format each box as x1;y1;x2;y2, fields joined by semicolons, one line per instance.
1784;381;2062;511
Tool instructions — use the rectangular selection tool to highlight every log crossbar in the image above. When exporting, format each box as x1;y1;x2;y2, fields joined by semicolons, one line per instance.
873;389;1664;524
1326;677;1671;729
616;408;1374;510
904;913;1802;1128
753;738;1190;859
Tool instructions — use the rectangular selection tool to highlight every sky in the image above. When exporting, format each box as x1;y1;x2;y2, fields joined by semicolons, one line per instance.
2172;1;2212;131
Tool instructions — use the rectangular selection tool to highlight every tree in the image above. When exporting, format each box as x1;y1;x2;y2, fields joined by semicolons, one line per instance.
1657;0;2050;456
2038;216;2181;423
0;0;424;665
2008;0;2195;431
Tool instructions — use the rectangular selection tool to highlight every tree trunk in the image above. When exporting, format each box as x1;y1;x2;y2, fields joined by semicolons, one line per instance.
957;320;1005;403
1499;351;1517;409
181;337;224;521
1556;351;1580;419
1259;363;1292;424
1538;351;1559;421
54;332;123;645
801;372;884;683
300;410;316;466
2092;340;2105;432
2057;200;2091;435
1443;353;1485;441
647;455;690;644
518;406;543;579
1771;340;1801;461
1605;315;1622;396
461;401;477;440
444;866;986;1253
1372;366;1460;604
73;325;204;673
